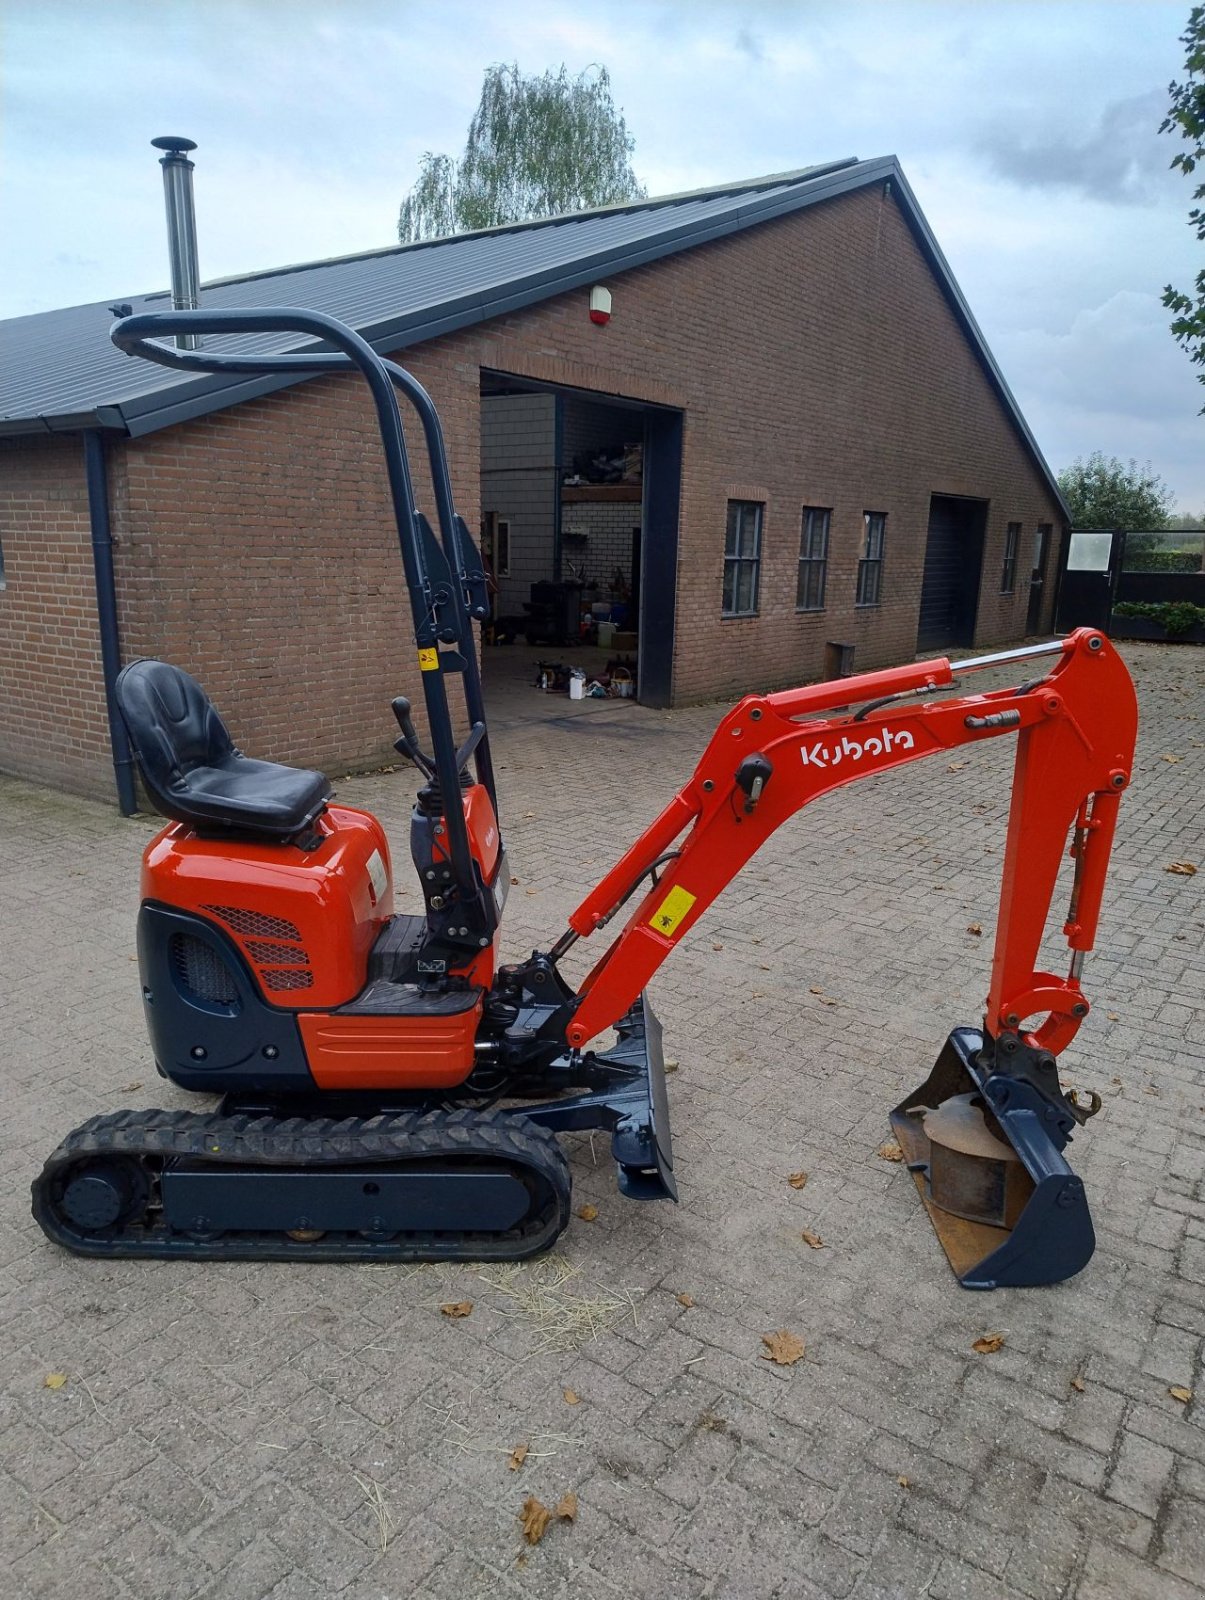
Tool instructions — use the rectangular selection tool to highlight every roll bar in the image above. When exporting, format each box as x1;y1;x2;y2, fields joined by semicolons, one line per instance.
111;308;495;910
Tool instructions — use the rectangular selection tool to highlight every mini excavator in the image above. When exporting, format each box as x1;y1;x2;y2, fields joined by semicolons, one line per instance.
32;308;1139;1290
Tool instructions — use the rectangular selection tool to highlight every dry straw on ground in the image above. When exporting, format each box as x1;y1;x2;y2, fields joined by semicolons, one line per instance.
476;1254;639;1353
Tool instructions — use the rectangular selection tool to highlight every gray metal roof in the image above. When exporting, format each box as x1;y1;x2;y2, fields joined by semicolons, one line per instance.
0;156;1068;517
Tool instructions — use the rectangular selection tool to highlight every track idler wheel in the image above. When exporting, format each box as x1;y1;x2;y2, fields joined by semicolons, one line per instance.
59;1158;150;1234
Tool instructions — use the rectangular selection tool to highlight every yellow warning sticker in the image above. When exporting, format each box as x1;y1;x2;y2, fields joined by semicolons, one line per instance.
649;885;697;938
418;647;440;672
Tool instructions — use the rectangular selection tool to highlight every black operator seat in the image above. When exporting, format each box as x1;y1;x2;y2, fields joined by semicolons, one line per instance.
114;659;332;837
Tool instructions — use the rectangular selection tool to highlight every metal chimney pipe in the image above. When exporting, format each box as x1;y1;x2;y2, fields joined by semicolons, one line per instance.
150;136;201;350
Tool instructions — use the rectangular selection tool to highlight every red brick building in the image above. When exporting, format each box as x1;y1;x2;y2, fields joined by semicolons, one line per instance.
0;158;1067;806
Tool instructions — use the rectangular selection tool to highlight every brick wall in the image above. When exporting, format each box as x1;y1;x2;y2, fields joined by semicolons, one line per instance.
2;181;1067;795
111;364;478;775
0;435;113;796
560;498;641;596
414;184;1066;703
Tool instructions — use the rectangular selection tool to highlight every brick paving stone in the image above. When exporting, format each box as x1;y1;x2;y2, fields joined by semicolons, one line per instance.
3;640;1205;1598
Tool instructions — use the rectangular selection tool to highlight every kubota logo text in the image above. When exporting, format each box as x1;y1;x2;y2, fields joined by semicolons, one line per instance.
799;727;916;769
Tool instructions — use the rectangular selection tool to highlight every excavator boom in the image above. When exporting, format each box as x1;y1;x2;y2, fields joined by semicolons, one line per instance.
549;629;1137;1288
563;630;1135;1055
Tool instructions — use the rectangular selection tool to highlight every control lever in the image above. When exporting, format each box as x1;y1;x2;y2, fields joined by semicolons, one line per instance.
734;752;774;815
391;696;436;778
455;722;486;777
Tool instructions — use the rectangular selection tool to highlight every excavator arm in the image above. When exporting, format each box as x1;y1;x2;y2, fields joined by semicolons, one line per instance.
562;629;1136;1054
543;629;1136;1290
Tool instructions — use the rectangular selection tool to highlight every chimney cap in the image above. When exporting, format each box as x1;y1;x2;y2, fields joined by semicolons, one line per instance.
151;136;197;155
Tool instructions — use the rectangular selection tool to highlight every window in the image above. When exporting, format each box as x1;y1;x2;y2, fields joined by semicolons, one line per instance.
1001;522;1020;593
722;500;763;616
495;518;511;579
796;507;831;611
856;512;886;606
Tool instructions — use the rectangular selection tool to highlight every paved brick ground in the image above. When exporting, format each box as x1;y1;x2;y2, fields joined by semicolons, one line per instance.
2;640;1203;1600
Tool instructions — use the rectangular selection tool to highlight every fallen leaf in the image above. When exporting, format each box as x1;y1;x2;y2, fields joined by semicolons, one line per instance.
808;985;824;995
1070;1377;1086;1393
761;1329;805;1366
555;1492;578;1522
510;875;520;885
876;1141;905;1163
664;1058;679;1074
1169;1385;1193;1404
440;1301;473;1319
43;1373;68;1390
562;1388;581;1405
699;1410;729;1432
712;942;724;951
966;922;983;937
897;1475;911;1489
947;761;967;771
508;1443;529;1471
1144;1084;1162;1097
1166;861;1198;876
520;1496;552;1544
1107;1014;1120;1023
972;1332;1005;1354
676;1292;695;1308
1160;754;1183;763
787;1171;809;1190
523;811;536;819
122;1081;143;1092
800;1230;825;1249
576;1204;598;1223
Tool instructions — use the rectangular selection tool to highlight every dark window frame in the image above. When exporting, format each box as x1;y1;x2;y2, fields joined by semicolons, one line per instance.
856;511;886;607
796;506;831;612
722;499;764;618
495;517;511;579
1001;521;1020;594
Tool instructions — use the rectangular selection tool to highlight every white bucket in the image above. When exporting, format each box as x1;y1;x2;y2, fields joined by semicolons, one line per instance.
568;671;586;700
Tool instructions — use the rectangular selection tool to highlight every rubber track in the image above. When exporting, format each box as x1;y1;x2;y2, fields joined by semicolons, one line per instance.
32;1106;572;1263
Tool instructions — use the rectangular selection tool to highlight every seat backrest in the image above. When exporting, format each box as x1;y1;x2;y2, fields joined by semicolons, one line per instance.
115;659;236;802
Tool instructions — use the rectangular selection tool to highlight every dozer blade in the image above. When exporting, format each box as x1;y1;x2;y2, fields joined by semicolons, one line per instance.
524;992;677;1203
889;1027;1094;1290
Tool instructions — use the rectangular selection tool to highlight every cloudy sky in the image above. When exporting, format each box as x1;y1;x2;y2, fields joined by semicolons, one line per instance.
3;0;1201;508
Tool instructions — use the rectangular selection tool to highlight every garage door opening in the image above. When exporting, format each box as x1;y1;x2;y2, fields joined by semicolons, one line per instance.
917;494;988;653
478;374;681;707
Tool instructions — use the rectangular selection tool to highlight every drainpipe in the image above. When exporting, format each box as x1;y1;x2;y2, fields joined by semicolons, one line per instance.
83;430;138;815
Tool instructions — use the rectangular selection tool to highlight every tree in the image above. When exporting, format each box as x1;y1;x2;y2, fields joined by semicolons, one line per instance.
398;64;645;243
1160;6;1205;409
1057;453;1177;528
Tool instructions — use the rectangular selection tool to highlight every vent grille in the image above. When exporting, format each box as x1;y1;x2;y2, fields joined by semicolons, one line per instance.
261;968;314;992
171;934;239;1005
204;905;302;941
245;939;311;965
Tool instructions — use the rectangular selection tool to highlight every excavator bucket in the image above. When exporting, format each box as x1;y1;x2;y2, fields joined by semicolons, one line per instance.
889;1027;1094;1290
